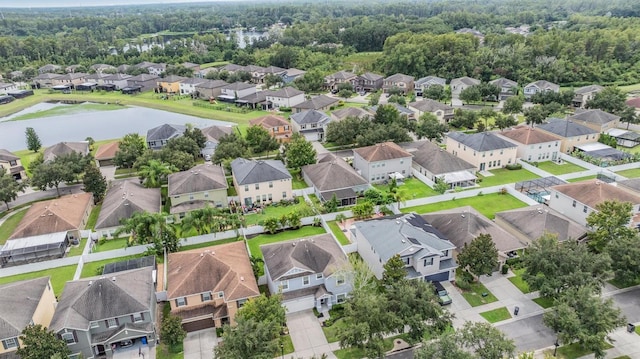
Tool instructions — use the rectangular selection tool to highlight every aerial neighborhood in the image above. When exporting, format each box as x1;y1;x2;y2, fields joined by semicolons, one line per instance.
2;2;640;359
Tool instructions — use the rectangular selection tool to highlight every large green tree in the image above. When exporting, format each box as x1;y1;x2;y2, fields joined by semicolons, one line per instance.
606;234;640;286
114;133;147;169
282;134;316;170
502;96;524;115
456;233;499;280
137;159;177;188
213;133;248;166
585;87;626;114
114;212;181;254
415;113;448;142
160;312;187;348
245;125;279;155
586;200;636;252
16;324;70;359
30;160;69;196
381;254;406;288
82;162;108;203
0;167;27;210
25;127;41;153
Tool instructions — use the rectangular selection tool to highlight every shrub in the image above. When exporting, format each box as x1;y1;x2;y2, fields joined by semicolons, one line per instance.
505;163;522;170
456;276;471;290
501;264;509;274
499;187;508;195
506;256;522;268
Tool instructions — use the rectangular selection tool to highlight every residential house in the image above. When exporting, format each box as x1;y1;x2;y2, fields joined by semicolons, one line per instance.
218;63;244;74
383;73;415;95
302;153;369;206
84;73;110;86
606;128;640;148
65;65;83;73
572;85;604;108
168;163;228;216
489;78;518;100
43;141;90;162
135;62;157;71
50;267;157;359
450;77;480;96
95;179;161;238
524;80;560;99
38;64;61;74
414;76;446;97
52;73;88;87
408;99;454;123
265;87;305;108
535;118;600;154
231;158;292;207
163;242;259;331
242;65;266;83
237;91;271;110
370;103;415;120
355;72;384;92
292;95;339;114
495;206;588;245
181;62;201;72
200;125;234;157
282;68;306;84
90;64;117;74
548;179;640;226
411;141;476;189
625;97;640;110
353;141;412;184
157;75;187;94
290;110;331;142
353;213;457;282
194;80;228;100
33;73;61;88
573;142;631;166
257;66;287;83
324;71;358;91
496;125;562;162
0;83;18;95
103;73;132;90
0;149;26;181
8;70;22;80
423;206;528;266
117;64;130;74
568;109;620;133
147;63;167;76
94;142;119;167
261;234;351;313
445;132;518;171
331;107;372;121
195;67;218;79
146;123;186;150
179;78;207;95
218;82;256;102
249;115;292;142
126;74;160;92
0;278;57;358
617;178;640;197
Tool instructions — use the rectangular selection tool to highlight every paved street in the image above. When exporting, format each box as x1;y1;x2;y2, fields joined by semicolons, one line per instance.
497;314;555;352
607;286;640;323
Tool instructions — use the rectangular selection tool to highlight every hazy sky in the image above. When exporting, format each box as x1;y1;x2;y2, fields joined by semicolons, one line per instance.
0;0;239;8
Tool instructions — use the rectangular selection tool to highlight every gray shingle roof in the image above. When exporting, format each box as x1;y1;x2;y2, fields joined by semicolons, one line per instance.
495;206;587;243
331;107;372;120
408;99;452;113
168;163;227;196
0;149;19;162
160;75;187;83
617;178;640;194
360;72;384;81
267;87;304;98
415;76;446;87
569;109;620;125
574;84;604;95
50;267;154;332
385;73;414;82
222;82;254;91
43;142;90;162
180;78;207;85
489;78;518;88
201;125;233;143
446;132;517;151
104;73;132;81
231;158;291;185
95;179;161;229
195;80;228;89
146;123;186;142
127;74;159;82
261;233;347;281
525;80;559;92
451;77;480;87
536;118;598;138
328;71;357;80
354;141;412;162
290;110;330;126
293;95;339;110
302;154;367;191
412;141;475;175
0;277;51;339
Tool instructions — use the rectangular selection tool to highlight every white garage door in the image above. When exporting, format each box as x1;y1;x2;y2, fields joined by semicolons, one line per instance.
283;295;315;313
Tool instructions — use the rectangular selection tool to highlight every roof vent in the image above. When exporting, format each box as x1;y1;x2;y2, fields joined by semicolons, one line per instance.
111;277;116;281
240;276;245;281
88;281;92;286
292;242;296;246
461;214;465;218
200;253;204;257
401;239;406;243
396;220;400;224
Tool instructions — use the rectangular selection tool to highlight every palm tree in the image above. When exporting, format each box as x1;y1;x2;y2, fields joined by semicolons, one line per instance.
138;160;177;188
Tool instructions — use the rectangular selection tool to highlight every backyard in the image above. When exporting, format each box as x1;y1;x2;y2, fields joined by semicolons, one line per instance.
535;161;586;175
615;168;640;178
477;168;539;188
401;193;528;219
242;200;317;226
0;207;28;244
80;254;144;278
373;177;440;200
0;265;77;296
327;220;351;245
246;225;326;259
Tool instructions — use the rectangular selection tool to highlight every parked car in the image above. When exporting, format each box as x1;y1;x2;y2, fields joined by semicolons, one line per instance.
433;281;452;305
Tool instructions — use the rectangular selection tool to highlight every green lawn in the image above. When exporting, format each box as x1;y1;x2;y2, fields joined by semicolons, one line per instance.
247;226;326;259
280;334;295;355
508;268;531;294
619;82;640;93
13;149;41;176
479;307;512;323
93;237;129;252
460;281;498;307
535;161;586;175
156;342;183;359
554;342;613;359
636;325;640;335
10;103;123;121
333;335;396;359
243;201;316;226
0;265;77;297
615;168;640;178
0;207;28;244
86;204;101;230
289;169;309;190
609;276;640;289
613;356;632;359
327;220;350;245
81;254;144;278
533;296;555;309
323;318;346;343
477;168;539;188
68;237;88;257
374;178;439;199
401;193;528;219
566;175;597;183
200;61;230;69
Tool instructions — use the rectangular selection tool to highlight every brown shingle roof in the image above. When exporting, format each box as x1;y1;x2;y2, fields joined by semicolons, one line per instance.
551;179;640;208
302;154;367;191
95;142;120;160
10;193;93;239
353;142;411;162
166;241;259;301
495;206;587;243
250;115;289;129
95;180;161;230
168;163;227;196
43;141;89;162
499;125;562;145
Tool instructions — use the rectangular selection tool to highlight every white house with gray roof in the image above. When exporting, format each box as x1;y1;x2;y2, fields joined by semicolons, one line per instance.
265;87;305;108
489;77;518;100
231;158;293;207
567;109;620;133
411;141;477;189
218;82;256;102
353;142;412;183
572;85;604;108
146;123;186;150
450;77;480;96
352;213;457;282
302;154;369;206
445;131;518;172
414;76;446;96
179;77;207;95
290;110;331;141
535;118;599;154
524;80;560;99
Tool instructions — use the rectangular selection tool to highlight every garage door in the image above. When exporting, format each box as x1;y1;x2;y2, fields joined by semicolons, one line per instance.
425;272;450;283
283;295;315;313
182;318;215;332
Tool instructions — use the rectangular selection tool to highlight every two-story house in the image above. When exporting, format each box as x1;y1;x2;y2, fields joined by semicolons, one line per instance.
572;85;604;108
146;123;186;150
331;107;373;122
445;131;518;172
33;73;62;88
450;77;480;97
353;213;457;282
249;115;292;143
0;149;27;181
102;74;132;90
90;64;116;74
50;267;157;359
324;71;358;91
95;179;161;238
523;80;560;99
168;163;228;216
353;142;412;183
265;87;305;108
0;277;57;358
302;153;369;206
194;80;228;100
126;74;160;92
292;95;339;114
290;110;331;142
281;68;306;84
383;73;415;95
157;75;187;94
535;118;600;154
411;141;477;189
200;125;234;158
0;82;18;95
567;109;620;133
414;76;446;97
164;242;260;331
52;73;88;87
218;82;256;102
231;158;293;207
179;78;207;95
408;99;454;123
489;78;518;100
38;64;61;74
497;125;562;162
147;63;167;76
261;234;352;313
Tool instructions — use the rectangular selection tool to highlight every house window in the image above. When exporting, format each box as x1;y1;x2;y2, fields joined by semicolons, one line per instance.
244;185;249;192
400;159;404;164
62;332;76;344
282;191;287;198
255;184;260;190
90;322;99;329
280;281;289;291
175;297;187;307
336;293;347;304
336;275;345;286
443;250;449;257
201;292;212;302
269;181;273;188
107;318;118;328
583;205;588;213
204;192;209;198
262;194;267;202
555;193;559;199
9;160;17;166
132;313;143;323
217;291;224;298
303;276;310;286
316;273;323;280
2;338;18;349
423;257;434;266
268;193;273;201
403;257;410;265
572;200;577;208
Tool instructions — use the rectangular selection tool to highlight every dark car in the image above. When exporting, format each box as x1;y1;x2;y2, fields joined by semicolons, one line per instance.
433;281;452;306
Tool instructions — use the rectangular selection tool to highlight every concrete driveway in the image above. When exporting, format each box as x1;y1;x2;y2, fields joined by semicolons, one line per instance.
183;329;217;359
496;313;556;352
286;310;336;358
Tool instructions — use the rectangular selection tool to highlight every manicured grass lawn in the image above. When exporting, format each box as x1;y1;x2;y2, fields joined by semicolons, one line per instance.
609;276;640;289
114;167;138;176
566;175;597;182
323;318;346;343
619;82;640;93
533;296;555;309
478;168;539;188
291;175;309;190
479;307;512;323
156;342;183;359
0;207;28;244
86;204;101;230
535;161;586;175
615;168;640;178
179;237;241;252
460;281;498;307
200;60;230;69
401;193;528;219
247;226;326;259
328;220;350;245
554;342;613;359
374;178;439;199
67;237;87;257
93;237;129;252
11;103;123;121
0;265;77;297
508;268;531;294
280;334;295;355
81;254;143;278
243;201;315;226
613;356;632;359
333;335;396;359
13;149;41;176
636;325;640;335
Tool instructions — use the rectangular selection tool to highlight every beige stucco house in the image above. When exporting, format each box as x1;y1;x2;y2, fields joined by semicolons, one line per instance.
445;131;518;171
231;158;293;207
168;163;229;217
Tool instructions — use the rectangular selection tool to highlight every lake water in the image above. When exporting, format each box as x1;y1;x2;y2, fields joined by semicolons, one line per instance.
0;103;235;151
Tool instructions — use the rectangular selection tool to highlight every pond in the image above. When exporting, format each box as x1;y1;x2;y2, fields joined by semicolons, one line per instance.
0;102;235;151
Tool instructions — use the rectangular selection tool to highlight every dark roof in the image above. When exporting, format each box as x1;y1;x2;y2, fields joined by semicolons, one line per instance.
0;277;51;339
43;141;89;162
238;91;268;104
360;72;384;81
331;107;372;120
412;141;475;175
128;74;159;82
195;80;228;89
354;141;412;162
446;132;517;151
0;149;19;162
267;87;304;98
569;109;620;125
222;82;254;91
95;179;161;229
231;158;291;185
146;123;186;142
302;154;367;191
617;178;640;194
408;99;452;113
290;110;330;126
168;163;227;196
293;95;338;110
536;118;599;137
50;267;154;331
328;71;357;80
102;255;156;275
495;206;587;243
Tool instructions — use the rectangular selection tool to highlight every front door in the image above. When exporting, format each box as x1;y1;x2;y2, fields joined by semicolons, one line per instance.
479;162;485;171
94;344;106;356
244;197;252;207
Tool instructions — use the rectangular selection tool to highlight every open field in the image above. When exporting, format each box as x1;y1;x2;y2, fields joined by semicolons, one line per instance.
401;193;528;219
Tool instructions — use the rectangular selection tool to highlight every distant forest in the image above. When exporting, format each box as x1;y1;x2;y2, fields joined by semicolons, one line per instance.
2;0;640;85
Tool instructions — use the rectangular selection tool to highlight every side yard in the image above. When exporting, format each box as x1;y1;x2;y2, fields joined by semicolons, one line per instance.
401;193;528;219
